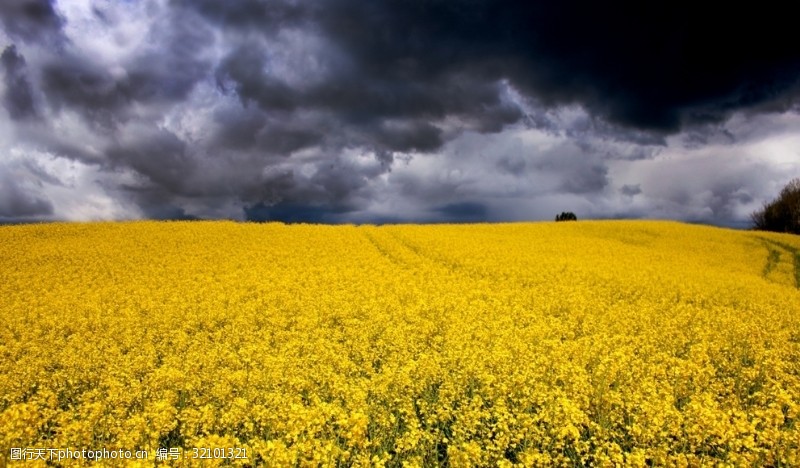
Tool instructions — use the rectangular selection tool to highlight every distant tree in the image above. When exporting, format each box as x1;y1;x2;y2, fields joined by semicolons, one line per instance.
751;178;800;234
555;211;577;222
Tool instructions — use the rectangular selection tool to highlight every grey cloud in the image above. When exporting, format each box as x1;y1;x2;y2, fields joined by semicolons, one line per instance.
671;184;755;224
239;155;381;221
625;152;785;227
244;202;347;224
533;144;610;194
0;0;64;44
433;201;489;222
561;164;608;194
371;121;443;154
392;171;464;204
39;9;211;128
0;169;53;219
41;56;132;127
213;37;525;146
21;158;63;187
215;44;298;112
123;12;214;104
564;114;667;147
172;0;308;32
210;107;323;155
1;45;38;120
2;0;798;226
496;154;527;175
620;184;642;197
240;166;296;206
107;125;194;194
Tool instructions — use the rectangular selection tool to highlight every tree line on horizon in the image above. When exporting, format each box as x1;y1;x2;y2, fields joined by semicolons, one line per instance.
752;178;800;235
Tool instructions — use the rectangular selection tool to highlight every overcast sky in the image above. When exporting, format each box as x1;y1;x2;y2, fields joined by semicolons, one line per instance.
2;0;799;226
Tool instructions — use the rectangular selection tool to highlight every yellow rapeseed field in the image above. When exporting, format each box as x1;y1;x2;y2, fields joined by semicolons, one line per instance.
1;220;799;467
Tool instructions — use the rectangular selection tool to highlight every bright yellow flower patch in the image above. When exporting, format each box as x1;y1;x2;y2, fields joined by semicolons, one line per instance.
1;220;799;466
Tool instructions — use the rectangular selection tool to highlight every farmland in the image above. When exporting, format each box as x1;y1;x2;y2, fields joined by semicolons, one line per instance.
1;221;799;466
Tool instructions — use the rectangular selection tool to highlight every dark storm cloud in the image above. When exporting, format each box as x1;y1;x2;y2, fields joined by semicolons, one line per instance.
298;74;521;129
215;44;298;112
213;40;518;153
139;202;201;221
3;0;799;224
123;10;214;102
433;202;489;222
40;56;130;126
371;121;443;153
211;107;324;155
311;0;800;133
241;154;383;222
39;9;212;128
107;125;194;194
0;0;64;44
1;45;38;120
244;202;343;224
172;0;308;31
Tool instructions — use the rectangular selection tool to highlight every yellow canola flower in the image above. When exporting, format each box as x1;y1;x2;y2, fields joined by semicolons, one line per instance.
1;220;799;466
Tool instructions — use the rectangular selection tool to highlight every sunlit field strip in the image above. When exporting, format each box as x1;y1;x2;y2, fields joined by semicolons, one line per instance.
1;220;799;466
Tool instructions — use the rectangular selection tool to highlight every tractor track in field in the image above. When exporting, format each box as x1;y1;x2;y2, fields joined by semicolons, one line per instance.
361;227;469;276
383;230;465;273
361;228;409;268
758;237;800;289
361;227;442;271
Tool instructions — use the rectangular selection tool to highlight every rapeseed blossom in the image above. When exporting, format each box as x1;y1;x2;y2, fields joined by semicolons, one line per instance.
1;220;799;466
